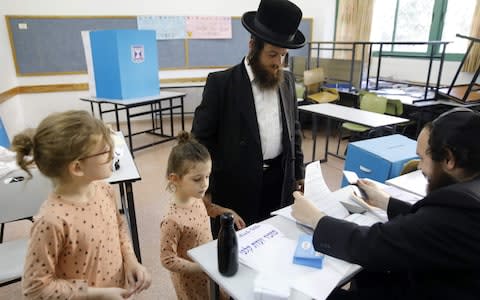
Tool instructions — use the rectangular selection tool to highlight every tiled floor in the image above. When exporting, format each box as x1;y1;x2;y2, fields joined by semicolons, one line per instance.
0;115;347;299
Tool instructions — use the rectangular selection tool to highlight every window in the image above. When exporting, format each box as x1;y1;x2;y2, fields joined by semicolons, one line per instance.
370;0;476;57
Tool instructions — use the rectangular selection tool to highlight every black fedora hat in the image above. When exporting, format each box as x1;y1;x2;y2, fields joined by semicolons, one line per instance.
242;0;306;49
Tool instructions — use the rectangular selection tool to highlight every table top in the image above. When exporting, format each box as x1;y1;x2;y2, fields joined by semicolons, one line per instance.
385;169;427;197
188;215;360;300
80;91;186;106
299;103;410;128
108;132;141;184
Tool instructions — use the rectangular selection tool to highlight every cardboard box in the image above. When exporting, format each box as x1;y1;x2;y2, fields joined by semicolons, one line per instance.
342;134;418;186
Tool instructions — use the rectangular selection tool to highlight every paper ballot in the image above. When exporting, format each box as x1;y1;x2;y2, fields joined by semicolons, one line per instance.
271;161;385;226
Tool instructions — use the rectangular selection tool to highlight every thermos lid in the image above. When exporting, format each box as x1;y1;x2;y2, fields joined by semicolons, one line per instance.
220;212;234;225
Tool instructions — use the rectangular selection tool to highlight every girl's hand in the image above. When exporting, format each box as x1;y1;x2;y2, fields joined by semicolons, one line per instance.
356;179;390;211
230;210;246;230
123;262;152;297
291;191;326;229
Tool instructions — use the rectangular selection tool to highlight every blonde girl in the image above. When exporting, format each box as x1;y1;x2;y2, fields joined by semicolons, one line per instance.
160;131;245;299
14;110;151;300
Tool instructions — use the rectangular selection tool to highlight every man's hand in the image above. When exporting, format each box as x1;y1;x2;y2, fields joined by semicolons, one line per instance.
291;191;325;229
356;179;390;211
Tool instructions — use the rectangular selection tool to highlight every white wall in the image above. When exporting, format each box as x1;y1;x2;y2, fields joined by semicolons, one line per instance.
0;0;336;137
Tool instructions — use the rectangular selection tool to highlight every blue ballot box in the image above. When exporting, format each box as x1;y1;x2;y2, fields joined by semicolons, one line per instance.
87;29;159;99
342;134;418;186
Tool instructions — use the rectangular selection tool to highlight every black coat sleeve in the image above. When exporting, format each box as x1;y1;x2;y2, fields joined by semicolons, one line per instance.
312;190;480;272
387;197;413;219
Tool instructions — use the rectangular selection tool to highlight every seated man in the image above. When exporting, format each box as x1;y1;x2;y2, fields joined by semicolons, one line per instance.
292;107;480;299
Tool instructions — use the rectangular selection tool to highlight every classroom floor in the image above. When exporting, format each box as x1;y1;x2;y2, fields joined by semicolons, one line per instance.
0;116;347;300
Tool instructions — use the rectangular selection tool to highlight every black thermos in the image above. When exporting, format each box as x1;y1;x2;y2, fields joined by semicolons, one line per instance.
217;213;238;276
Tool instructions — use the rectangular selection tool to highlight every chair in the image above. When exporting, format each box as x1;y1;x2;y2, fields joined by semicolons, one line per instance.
0;168;51;287
400;159;420;175
303;68;340;104
385;98;416;135
336;93;388;155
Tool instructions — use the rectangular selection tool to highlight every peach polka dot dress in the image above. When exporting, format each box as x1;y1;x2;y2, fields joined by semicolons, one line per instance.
22;181;137;300
160;198;213;300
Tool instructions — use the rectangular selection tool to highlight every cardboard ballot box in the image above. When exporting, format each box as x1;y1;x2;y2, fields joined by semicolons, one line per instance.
342;134;418;186
83;29;159;99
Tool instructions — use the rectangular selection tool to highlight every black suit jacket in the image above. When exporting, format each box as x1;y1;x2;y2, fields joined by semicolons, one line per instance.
314;177;480;299
192;60;304;225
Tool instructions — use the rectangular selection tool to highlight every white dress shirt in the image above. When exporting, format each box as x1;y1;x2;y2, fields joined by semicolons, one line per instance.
244;58;283;160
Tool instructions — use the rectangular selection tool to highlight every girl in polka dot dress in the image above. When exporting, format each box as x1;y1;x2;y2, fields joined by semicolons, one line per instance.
160;132;245;299
13;110;151;300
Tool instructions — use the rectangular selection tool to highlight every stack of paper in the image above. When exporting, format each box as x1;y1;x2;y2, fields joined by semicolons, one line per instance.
237;223;356;300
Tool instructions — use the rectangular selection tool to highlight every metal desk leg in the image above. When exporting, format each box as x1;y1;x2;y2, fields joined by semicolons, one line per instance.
125;182;142;263
159;101;164;135
0;223;4;243
311;113;317;162
114;104;120;131
323;118;331;163
126;108;134;156
211;279;219;300
97;103;103;120
181;96;185;131
169;98;174;137
150;103;155;132
89;102;94;116
118;184;126;214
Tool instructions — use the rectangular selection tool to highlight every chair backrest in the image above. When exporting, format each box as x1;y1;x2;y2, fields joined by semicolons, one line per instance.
400;159;420;175
386;98;404;116
303;67;325;86
0;168;52;223
359;93;388;114
309;58;363;90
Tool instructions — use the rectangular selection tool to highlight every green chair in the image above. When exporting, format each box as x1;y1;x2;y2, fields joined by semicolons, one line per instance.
385;98;416;135
336;93;388;155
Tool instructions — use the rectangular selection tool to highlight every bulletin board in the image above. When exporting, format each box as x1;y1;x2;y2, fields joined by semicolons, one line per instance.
6;15;312;76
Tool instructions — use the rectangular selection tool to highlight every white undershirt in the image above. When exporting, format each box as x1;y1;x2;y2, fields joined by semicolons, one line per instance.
244;58;283;160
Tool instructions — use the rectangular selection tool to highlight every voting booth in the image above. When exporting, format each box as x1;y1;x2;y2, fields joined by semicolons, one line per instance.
82;29;159;99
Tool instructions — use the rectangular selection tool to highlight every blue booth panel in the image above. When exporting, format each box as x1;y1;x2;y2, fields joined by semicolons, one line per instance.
0;118;10;148
342;134;418;186
89;29;159;99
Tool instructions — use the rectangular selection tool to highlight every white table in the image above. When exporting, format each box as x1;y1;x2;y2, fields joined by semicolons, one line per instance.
299;103;410;162
385;169;427;198
80;91;186;155
188;215;360;300
108;133;142;262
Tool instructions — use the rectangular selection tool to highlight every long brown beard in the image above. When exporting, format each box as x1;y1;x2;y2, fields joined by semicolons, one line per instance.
249;53;284;89
427;163;457;193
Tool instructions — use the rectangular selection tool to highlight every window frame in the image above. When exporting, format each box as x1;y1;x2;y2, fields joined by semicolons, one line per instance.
335;0;470;61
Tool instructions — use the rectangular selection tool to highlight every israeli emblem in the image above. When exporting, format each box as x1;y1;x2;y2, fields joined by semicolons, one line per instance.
131;45;145;63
